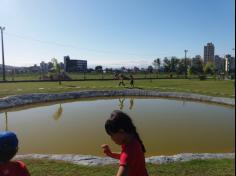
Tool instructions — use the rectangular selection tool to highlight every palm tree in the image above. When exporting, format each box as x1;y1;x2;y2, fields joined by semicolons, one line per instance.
153;58;161;78
51;58;62;85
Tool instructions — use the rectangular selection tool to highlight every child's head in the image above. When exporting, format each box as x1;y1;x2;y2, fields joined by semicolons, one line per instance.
105;110;146;152
0;131;19;163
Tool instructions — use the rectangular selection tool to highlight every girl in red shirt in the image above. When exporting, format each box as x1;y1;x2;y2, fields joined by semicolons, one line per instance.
102;110;149;176
0;131;30;176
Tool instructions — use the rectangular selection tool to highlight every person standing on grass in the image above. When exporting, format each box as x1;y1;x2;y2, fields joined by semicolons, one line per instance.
129;74;134;88
101;110;148;176
118;74;126;87
0;131;30;176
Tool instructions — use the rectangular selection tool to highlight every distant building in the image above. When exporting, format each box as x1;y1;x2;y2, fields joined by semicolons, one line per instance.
40;61;49;73
47;62;54;71
64;56;87;72
191;55;202;67
225;54;235;73
214;55;225;74
204;42;215;65
29;64;41;73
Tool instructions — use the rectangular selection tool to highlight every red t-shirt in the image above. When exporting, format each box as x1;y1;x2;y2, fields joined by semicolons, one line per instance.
120;138;148;176
0;161;30;176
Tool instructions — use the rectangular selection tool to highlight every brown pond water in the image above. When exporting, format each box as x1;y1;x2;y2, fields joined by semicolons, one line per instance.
0;97;235;157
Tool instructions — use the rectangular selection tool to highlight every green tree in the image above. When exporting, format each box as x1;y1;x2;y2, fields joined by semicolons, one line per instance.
170;57;179;73
147;65;153;73
164;57;179;73
153;58;161;78
95;65;103;73
204;62;215;75
163;57;171;73
189;57;204;75
176;59;186;75
189;63;204;75
51;58;62;85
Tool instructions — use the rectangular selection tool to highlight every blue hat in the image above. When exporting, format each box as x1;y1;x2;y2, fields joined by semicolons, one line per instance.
0;131;18;151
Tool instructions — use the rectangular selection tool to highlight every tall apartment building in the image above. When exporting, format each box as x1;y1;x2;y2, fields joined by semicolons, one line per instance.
64;56;87;72
204;42;215;65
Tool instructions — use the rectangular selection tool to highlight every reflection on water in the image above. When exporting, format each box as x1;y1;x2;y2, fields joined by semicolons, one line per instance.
0;98;235;156
53;104;63;121
182;100;186;106
118;98;125;110
129;98;134;110
2;112;8;131
118;97;134;110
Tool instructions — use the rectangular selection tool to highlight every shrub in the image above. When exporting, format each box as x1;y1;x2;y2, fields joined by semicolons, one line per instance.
199;75;206;80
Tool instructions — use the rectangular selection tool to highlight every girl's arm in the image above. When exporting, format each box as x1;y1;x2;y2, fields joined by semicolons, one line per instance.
101;144;120;159
116;165;128;176
107;152;120;159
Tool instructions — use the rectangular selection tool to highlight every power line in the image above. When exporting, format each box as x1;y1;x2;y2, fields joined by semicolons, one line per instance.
5;32;166;58
4;32;234;62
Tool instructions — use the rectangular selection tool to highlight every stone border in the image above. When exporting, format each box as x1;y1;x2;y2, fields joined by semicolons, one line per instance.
0;89;235;110
15;153;235;166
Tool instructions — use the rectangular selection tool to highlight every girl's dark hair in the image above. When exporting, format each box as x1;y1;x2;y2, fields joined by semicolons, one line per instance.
105;110;146;153
0;148;18;163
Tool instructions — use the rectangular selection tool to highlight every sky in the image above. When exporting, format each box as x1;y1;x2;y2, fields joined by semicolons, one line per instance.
0;0;235;68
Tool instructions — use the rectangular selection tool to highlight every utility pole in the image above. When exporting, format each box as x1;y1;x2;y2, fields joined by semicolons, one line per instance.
184;50;188;79
0;26;6;81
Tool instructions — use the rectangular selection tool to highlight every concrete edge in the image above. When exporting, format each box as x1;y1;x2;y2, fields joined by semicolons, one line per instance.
15;153;235;166
0;89;235;110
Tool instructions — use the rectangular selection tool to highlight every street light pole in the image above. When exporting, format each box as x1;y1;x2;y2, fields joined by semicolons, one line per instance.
0;26;6;81
184;49;188;79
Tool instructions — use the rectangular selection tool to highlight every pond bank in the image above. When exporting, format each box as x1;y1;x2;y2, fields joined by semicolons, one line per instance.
15;153;235;166
0;89;235;110
3;90;235;166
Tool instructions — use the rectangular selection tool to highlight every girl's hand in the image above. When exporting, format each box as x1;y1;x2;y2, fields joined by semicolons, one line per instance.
101;144;121;159
101;144;112;156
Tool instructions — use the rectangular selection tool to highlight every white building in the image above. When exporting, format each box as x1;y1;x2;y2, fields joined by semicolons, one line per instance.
225;55;235;73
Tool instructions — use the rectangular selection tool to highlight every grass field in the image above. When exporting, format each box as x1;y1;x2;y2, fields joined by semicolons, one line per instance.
3;72;200;81
0;79;234;98
1;79;235;175
23;159;235;176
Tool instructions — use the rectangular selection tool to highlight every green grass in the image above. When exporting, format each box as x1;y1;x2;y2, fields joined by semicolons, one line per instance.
23;159;235;176
4;73;199;81
0;79;234;98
